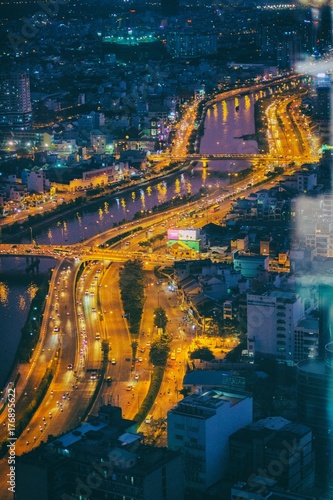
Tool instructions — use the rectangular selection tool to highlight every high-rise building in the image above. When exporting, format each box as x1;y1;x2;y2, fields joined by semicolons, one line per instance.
300;9;316;54
316;73;331;128
229;416;315;493
317;3;332;52
167;389;252;492
297;347;333;494
247;291;305;364
161;0;179;17
293;316;319;363
166;29;218;58
277;31;301;70
0;72;32;130
296;284;333;493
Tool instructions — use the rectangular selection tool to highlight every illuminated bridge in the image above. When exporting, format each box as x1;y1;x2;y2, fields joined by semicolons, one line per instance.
0;244;160;263
148;152;319;164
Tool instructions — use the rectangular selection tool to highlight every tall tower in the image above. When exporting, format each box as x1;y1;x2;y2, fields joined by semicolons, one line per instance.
317;2;333;52
0;72;32;130
161;0;179;17
277;31;301;70
297;284;333;494
318;284;333;356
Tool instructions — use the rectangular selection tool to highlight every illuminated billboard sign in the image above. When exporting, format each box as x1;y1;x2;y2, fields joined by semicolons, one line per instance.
167;229;199;241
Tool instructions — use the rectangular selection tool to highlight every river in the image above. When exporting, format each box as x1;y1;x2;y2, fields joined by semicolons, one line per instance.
0;91;259;389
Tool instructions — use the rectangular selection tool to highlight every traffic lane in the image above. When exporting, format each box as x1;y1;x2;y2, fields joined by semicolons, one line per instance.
0;261;66;439
13;259;84;454
92;263;133;416
16;376;98;454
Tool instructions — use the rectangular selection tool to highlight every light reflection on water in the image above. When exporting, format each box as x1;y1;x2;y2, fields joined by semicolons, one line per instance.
19;95;258;247
0;258;55;389
1;92;258;387
0;281;9;305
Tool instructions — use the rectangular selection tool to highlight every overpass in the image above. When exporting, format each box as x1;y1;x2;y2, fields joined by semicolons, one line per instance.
0;243;160;263
147;152;319;164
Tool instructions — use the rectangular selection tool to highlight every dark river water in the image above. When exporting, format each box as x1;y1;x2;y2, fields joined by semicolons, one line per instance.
0;91;260;389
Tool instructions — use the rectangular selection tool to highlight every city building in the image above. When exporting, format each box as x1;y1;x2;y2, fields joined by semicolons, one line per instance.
230;233;249;252
166;29;218;58
16;406;184;500
260;236;272;256
247;291;305;364
1;130;52;150
317;3;333;53
90;130;106;154
293;316;319;363
78;111;105;130
53;165;120;193
167;389;252;492
22;168;50;194
315;73;331;124
231;477;316;500
296;282;333;493
297;348;333;494
233;251;269;279
183;371;247;395
229;417;315;493
0;72;32;129
305;221;333;258
281;170;317;193
167;229;206;256
277;31;301;70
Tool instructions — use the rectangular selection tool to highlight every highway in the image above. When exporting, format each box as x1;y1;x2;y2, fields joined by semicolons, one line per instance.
0;74;320;498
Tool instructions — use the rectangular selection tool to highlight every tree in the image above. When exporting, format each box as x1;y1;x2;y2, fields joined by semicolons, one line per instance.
190;347;215;362
138;240;151;247
149;340;171;366
179;387;191;397
224;342;245;363
119;259;145;335
101;340;110;361
153;307;168;331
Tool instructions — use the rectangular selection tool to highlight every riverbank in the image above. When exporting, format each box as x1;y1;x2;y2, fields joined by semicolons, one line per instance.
0;271;50;395
1;160;196;245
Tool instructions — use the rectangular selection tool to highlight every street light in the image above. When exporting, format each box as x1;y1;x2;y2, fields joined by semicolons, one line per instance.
30;227;33;244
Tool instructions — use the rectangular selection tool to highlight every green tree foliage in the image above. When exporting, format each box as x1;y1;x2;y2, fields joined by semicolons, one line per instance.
224;342;246;363
119;259;145;335
153;307;168;330
138;239;151;247
101;340;110;361
190;347;215;361
134;366;164;425
149;332;171;367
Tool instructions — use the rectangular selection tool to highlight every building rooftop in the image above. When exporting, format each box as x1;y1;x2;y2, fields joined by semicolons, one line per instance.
51;421;107;449
183;370;246;391
250;416;291;431
18;407;181;477
269;291;297;299
170;389;250;419
296;317;319;331
297;358;326;376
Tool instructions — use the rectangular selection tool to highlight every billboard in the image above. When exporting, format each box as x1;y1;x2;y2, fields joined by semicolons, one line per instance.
167;229;199;241
167;239;200;252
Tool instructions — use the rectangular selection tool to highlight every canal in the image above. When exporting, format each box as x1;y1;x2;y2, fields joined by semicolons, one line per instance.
0;91;260;389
